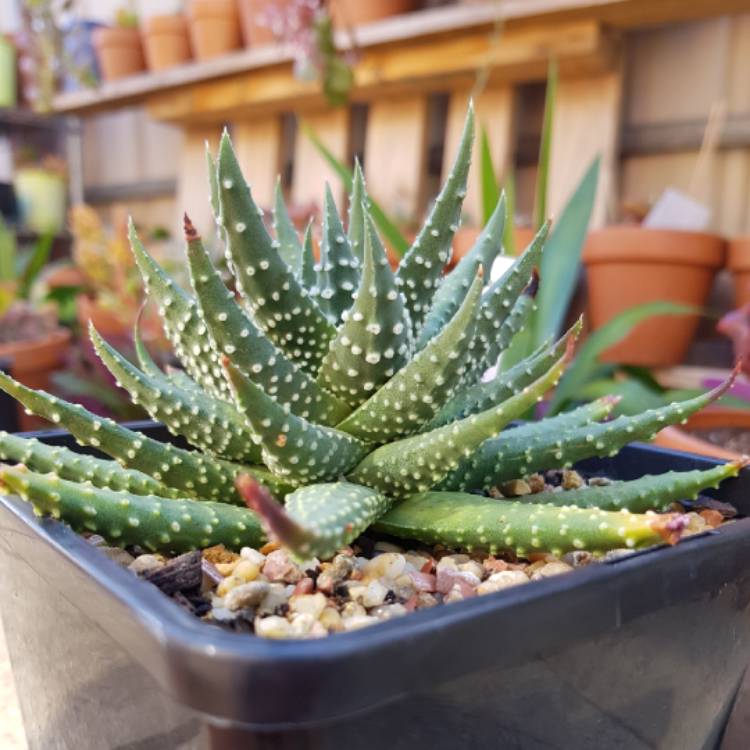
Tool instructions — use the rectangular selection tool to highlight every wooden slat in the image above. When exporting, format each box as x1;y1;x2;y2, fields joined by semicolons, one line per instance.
547;67;623;228
443;86;516;226
364;96;429;223
292;108;349;210
232;116;283;210
143;20;612;124
176;126;221;237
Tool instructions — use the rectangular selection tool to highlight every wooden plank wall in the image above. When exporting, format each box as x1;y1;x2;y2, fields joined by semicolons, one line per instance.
80;11;750;242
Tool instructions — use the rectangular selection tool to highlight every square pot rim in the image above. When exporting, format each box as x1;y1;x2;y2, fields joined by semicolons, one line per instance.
3;426;750;729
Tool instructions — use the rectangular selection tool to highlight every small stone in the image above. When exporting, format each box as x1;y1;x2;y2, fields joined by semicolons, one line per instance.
289;592;327;619
361;579;389;608
601;548;634;562
240;547;266;566
404;552;434;573
531;561;573;580
588;476;612;487
128;554;165;575
100;547;135;567
319;607;344;632
233;559;261;583
263;549;303;583
488;486;504;498
501;479;532;497
476;570;529;595
391;573;417;600
254;615;292;639
407;570;436;593
225;581;270;611
444;584;470;603
436;568;479;596
341;601;367;619
257;583;290;616
482;556;509;574
85;534;106;547
363;552;406;581
562;470;584;490
343;615;379;631
527;474;546;493
293;577;315;596
458;560;484;580
290;613;316;637
215;561;239;576
370;603;408;620
415;592;438;609
316;554;354;593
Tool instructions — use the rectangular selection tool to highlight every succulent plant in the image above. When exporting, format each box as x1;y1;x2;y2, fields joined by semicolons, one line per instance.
0;105;743;562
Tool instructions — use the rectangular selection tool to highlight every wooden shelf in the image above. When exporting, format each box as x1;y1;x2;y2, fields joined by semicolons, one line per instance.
52;0;750;123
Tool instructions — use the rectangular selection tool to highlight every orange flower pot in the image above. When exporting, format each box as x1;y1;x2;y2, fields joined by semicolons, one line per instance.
143;14;192;71
237;0;291;47
93;27;146;81
728;237;750;308
583;227;725;367
188;0;242;61
330;0;419;27
0;329;70;431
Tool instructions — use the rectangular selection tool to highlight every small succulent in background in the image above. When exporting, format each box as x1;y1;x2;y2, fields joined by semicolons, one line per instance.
258;0;355;106
0;105;742;568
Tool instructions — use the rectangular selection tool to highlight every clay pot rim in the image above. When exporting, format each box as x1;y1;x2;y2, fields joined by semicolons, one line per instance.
144;14;189;35
0;327;71;358
188;0;240;20
93;26;142;45
584;225;725;268
683;407;750;431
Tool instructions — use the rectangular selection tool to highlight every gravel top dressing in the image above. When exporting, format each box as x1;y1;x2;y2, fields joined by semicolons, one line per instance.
87;469;732;640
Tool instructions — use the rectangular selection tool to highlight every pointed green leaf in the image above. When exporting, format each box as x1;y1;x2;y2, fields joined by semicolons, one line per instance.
185;220;350;425
316;215;411;408
316;183;360;322
0;430;180;498
348;347;570;496
0;371;291;503
237;477;392;560
273;177;304;276
129;221;230;400
223;359;370;484
347;159;367;263
217;131;336;373
90;324;262;464
337;270;483;442
375;491;682;556
301;220;318;291
396;103;474;333
1;467;265;554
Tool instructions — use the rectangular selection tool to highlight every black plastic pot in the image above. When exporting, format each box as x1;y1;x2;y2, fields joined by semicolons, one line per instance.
2;423;750;750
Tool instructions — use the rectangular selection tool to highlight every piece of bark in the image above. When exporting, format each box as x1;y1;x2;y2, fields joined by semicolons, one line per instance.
142;550;202;595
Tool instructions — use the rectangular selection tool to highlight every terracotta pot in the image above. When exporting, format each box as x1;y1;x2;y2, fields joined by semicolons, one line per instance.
330;0;419;27
143;14;192;71
583;227;725;367
188;0;242;61
727;237;750;308
237;0;291;47
93;27;146;81
0;329;70;431
683;407;750;431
